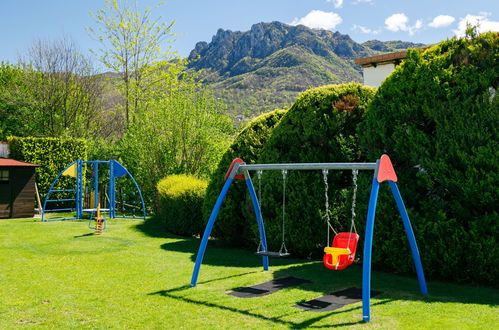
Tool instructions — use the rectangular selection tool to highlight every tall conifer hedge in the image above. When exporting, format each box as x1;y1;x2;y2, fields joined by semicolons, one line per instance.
358;31;498;286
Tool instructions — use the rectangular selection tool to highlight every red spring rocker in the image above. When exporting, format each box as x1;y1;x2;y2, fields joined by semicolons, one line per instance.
323;232;359;270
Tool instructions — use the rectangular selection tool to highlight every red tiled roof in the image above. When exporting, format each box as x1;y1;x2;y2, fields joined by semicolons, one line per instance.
0;158;40;167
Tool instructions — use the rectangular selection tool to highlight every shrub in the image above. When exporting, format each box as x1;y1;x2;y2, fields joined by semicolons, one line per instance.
358;32;498;286
255;83;375;257
7;136;87;200
157;174;208;236
202;109;287;247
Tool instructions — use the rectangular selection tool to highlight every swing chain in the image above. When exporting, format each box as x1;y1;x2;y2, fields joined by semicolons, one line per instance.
350;169;358;234
280;169;288;255
322;169;337;246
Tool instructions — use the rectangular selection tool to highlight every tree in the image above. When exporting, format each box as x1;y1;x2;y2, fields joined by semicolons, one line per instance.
88;0;175;127
117;62;233;206
0;63;34;139
0;38;104;139
20;38;104;138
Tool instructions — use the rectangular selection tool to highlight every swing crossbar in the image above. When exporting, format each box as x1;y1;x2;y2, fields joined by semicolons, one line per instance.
238;163;377;171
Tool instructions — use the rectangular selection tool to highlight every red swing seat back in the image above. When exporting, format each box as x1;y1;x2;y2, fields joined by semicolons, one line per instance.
323;232;360;270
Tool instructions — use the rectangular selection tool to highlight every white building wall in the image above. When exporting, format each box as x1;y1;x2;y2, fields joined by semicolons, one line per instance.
362;63;396;88
0;143;9;158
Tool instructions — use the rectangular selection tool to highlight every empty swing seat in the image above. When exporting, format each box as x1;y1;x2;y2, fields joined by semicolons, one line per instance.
323;232;359;270
255;251;290;258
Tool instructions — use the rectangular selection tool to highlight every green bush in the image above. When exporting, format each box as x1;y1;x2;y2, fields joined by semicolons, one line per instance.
358;32;498;286
157;174;208;236
202;109;287;247
7;136;87;200
255;83;375;257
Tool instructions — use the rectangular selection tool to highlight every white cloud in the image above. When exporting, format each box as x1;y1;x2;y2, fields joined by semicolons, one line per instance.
290;10;343;30
428;15;455;28
353;0;374;4
453;12;499;36
352;24;380;35
326;0;344;9
385;13;422;36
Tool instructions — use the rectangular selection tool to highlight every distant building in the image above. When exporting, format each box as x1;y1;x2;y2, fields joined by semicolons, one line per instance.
355;51;407;88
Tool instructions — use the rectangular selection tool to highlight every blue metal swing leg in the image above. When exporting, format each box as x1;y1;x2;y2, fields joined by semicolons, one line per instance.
389;181;428;296
245;176;269;270
362;178;380;322
191;178;234;287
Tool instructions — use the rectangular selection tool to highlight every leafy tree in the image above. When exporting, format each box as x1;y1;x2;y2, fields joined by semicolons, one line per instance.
0;64;35;139
17;38;104;138
117;62;233;207
88;0;175;127
0;39;104;139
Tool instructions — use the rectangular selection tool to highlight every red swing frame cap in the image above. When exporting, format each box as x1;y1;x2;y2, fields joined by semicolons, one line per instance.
377;154;398;183
224;158;246;181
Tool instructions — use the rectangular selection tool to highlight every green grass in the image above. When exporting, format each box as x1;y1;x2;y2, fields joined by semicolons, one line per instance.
1;218;497;328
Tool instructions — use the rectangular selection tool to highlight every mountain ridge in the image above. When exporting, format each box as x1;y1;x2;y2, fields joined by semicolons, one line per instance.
187;21;425;118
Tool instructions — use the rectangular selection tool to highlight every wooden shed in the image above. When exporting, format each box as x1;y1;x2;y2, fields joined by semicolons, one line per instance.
0;159;40;218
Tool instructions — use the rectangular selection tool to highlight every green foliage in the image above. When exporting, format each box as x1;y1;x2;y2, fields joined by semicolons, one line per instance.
89;0;175;127
256;83;375;257
0;38;104;140
0;64;38;139
203;109;287;247
358;32;498;286
7;136;87;199
117;63;233;209
157;174;208;236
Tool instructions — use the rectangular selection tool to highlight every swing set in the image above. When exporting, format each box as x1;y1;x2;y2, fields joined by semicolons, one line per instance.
191;155;428;322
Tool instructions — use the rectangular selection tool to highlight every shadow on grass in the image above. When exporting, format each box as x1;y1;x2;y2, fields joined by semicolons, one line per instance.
150;262;498;328
150;280;391;328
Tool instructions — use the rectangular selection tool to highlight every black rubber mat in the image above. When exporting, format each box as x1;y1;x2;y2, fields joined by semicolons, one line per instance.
293;287;382;311
228;276;312;298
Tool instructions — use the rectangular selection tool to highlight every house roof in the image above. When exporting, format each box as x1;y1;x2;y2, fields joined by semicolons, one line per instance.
0;158;40;167
355;51;407;67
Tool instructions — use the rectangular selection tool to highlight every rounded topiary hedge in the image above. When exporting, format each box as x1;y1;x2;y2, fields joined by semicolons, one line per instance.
358;32;498;286
256;83;375;258
202;109;287;247
157;174;208;236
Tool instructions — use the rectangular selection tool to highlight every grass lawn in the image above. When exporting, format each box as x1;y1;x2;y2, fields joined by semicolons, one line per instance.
1;218;497;329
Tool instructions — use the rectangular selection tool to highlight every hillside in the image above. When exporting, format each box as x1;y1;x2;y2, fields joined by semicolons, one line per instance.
188;21;425;118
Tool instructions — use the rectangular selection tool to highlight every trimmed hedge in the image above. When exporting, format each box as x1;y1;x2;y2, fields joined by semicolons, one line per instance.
7;136;87;200
157;174;208;236
358;32;498;286
202;109;287;246
256;83;375;257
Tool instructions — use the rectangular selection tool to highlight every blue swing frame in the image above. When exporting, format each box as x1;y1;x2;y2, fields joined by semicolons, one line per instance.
190;155;428;322
42;160;146;222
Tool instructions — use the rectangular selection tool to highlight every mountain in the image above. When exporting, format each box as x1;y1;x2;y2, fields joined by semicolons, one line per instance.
188;21;425;118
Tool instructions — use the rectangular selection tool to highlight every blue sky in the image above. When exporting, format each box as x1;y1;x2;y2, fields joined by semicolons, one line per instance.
0;0;497;65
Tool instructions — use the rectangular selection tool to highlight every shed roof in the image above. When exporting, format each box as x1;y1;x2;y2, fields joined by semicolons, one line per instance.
0;158;40;167
354;51;407;66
